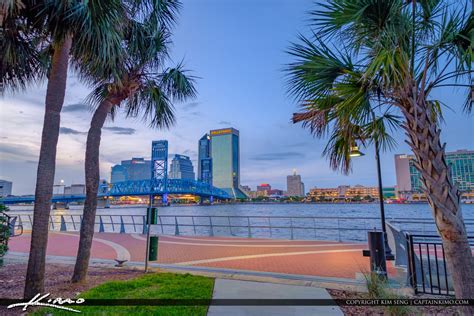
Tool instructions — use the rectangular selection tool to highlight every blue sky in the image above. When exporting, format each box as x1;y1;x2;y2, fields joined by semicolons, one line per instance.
0;0;473;194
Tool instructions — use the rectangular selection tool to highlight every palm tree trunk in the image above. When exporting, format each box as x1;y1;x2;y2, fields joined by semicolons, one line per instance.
402;97;474;301
71;99;114;283
24;35;72;299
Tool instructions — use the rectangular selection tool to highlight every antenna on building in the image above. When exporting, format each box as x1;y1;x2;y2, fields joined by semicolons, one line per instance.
292;168;297;176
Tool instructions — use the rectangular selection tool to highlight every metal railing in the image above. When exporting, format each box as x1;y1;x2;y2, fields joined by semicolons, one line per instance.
406;234;474;296
388;218;474;235
11;213;387;242
10;213;474;243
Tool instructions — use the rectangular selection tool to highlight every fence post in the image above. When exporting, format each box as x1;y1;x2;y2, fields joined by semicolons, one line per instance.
247;217;251;238
120;216;126;234
337;219;341;242
209;217;214;237
99;216;105;233
142;215;147;235
174;216;180;236
60;215;67;231
290;218;294;240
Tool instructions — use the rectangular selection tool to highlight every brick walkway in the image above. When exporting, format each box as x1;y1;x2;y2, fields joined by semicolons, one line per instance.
8;232;397;280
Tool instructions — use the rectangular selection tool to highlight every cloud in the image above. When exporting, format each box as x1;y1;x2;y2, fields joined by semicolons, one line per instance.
218;121;231;125
59;127;86;135
63;103;88;112
0;143;38;160
251;152;305;161
181;102;199;111
103;127;136;135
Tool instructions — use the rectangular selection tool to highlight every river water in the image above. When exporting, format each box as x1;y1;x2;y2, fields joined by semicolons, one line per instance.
8;203;474;242
8;202;474;218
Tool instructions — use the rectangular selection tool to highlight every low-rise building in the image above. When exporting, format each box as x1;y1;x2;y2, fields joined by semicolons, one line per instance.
0;180;12;197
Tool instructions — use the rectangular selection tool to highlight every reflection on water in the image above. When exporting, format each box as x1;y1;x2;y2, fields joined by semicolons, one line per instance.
8;202;474;219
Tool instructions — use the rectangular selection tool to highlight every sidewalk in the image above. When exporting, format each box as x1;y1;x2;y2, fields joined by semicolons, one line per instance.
208;279;343;316
9;231;397;281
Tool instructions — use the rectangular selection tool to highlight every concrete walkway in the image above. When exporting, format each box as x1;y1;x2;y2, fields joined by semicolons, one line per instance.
208;279;343;316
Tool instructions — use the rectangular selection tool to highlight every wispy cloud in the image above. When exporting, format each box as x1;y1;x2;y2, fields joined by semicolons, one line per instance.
63;103;89;112
181;102;199;111
103;127;136;135
59;127;86;135
251;152;305;161
218;120;231;125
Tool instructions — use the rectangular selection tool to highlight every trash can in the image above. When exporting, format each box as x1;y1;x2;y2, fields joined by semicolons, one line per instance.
367;231;387;278
148;207;158;261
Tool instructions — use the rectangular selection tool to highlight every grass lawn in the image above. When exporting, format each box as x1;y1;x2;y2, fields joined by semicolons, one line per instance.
33;272;214;315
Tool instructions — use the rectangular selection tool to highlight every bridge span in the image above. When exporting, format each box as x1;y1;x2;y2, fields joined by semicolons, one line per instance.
0;178;231;205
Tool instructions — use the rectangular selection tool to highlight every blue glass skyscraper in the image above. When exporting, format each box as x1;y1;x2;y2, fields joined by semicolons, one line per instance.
209;128;247;199
198;134;212;185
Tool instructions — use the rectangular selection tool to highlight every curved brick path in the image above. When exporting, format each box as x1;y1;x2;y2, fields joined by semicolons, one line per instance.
8;232;397;280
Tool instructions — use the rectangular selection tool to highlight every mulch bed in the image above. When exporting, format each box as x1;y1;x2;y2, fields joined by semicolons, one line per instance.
328;289;463;315
0;263;142;315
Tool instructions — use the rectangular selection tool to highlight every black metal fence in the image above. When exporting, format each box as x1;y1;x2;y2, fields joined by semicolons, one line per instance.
406;234;474;296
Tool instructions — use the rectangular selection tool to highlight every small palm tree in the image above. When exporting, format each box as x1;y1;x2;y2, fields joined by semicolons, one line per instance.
287;0;473;300
1;0;127;298
71;0;196;283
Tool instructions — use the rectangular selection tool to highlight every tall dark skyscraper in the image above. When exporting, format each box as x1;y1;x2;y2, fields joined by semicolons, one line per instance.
169;154;195;180
111;158;151;183
209;127;247;199
198;134;212;185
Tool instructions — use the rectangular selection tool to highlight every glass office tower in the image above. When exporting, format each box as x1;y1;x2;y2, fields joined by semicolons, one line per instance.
198;134;212;185
402;150;474;192
169;154;195;180
209;128;246;198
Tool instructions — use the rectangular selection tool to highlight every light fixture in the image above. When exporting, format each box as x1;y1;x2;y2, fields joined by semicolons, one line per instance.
350;143;365;157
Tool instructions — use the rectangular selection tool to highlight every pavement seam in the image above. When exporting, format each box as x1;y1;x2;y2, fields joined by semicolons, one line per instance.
53;231;131;261
131;234;362;248
175;248;364;265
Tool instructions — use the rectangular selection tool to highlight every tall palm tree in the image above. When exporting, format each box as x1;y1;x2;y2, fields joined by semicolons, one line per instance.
1;0;126;298
71;0;195;283
287;0;473;301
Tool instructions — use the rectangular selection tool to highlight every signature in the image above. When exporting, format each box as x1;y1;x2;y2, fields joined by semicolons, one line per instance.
7;293;85;313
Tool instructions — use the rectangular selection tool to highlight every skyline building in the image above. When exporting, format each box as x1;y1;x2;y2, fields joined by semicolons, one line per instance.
286;170;305;197
0;179;12;197
111;158;151;183
395;149;474;196
198;134;212;185
209;127;247;199
169;154;195;180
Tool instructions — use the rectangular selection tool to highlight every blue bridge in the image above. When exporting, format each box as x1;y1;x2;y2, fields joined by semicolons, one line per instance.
0;178;232;205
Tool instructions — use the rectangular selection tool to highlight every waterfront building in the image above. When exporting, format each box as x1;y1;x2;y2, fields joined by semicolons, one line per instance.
395;150;474;199
308;185;394;201
256;183;271;197
169;154;195;180
287;170;305;197
0;180;12;197
64;184;85;195
198;134;212;185
111;158;151;183
209;127;247;198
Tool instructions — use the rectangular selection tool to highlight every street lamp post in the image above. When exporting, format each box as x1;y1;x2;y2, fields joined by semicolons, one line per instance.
350;141;394;260
374;140;394;260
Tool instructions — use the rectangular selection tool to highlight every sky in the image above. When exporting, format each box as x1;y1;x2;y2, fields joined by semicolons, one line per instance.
0;0;473;195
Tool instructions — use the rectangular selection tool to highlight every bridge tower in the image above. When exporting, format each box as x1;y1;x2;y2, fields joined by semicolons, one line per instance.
151;140;168;204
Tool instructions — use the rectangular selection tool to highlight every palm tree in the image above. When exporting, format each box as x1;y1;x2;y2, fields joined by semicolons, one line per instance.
287;0;473;301
1;0;126;298
71;0;195;283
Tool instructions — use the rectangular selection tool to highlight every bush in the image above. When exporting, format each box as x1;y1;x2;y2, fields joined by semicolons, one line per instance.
364;272;412;316
0;205;10;260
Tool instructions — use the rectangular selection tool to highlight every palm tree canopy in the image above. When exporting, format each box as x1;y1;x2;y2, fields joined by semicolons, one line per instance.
86;0;196;129
0;0;128;93
287;0;472;173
